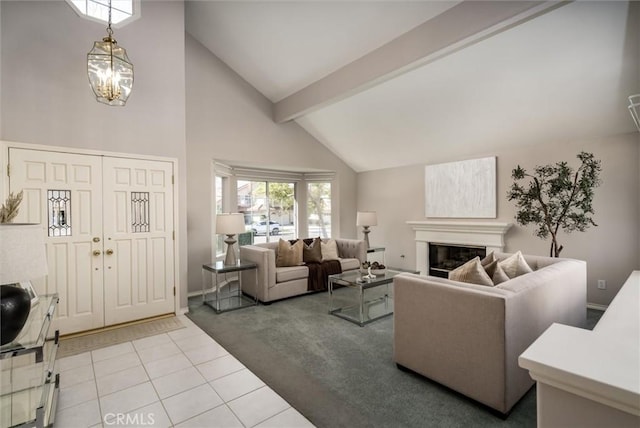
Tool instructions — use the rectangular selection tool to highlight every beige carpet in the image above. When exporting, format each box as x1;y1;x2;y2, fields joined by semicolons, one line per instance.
57;316;184;358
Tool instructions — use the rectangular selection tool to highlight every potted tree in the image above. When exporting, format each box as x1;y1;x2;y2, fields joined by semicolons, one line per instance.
507;152;602;257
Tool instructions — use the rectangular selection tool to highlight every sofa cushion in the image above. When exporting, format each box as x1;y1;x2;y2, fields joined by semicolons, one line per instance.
303;237;322;263
481;251;496;266
275;265;309;283
321;239;340;261
339;258;360;271
276;239;304;267
484;260;510;285
499;250;533;279
449;257;494;287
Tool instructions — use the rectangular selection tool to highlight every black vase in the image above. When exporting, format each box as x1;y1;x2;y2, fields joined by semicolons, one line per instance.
0;285;32;346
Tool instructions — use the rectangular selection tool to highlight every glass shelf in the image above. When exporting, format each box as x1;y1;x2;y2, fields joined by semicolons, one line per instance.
1;295;58;361
0;294;59;428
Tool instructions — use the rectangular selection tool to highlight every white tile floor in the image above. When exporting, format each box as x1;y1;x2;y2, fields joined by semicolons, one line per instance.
55;315;315;428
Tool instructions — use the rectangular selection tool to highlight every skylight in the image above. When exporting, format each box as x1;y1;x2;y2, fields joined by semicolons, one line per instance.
66;0;140;27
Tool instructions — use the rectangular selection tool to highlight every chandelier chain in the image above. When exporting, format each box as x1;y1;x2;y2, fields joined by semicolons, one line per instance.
106;0;113;38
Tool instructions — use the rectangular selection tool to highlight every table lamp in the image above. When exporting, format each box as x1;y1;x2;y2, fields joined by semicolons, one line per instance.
0;223;48;345
356;211;377;249
216;213;246;266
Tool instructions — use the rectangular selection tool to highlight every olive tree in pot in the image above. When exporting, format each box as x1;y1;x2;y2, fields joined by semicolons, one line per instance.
507;151;602;257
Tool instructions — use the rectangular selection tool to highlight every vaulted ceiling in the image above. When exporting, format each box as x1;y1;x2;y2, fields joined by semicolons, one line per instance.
186;1;639;172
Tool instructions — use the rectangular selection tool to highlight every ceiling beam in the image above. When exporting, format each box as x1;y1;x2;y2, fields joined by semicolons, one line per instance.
273;1;570;123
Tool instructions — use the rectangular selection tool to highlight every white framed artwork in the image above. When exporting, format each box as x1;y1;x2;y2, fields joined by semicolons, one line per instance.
425;156;497;218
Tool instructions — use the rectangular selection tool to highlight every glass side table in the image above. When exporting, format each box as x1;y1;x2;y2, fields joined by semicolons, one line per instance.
1;294;60;428
202;261;258;313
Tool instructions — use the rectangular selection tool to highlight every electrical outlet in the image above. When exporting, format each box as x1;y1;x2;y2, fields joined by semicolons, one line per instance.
597;280;606;290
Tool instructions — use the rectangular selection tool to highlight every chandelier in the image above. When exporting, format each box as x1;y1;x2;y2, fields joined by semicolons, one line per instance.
87;0;134;106
629;95;640;132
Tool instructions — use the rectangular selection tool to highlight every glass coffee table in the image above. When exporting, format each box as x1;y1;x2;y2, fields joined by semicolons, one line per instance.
328;269;415;327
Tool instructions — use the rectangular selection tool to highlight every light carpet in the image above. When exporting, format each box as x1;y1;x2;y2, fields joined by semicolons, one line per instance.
187;292;602;428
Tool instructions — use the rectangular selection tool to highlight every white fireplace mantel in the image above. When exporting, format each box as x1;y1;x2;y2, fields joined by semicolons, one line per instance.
407;220;512;274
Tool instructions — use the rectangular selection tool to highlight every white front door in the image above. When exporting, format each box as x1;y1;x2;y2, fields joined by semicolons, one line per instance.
102;157;175;325
8;148;176;335
9;148;105;334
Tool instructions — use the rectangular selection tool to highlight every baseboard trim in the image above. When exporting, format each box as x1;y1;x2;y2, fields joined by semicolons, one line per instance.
188;289;213;298
587;302;608;311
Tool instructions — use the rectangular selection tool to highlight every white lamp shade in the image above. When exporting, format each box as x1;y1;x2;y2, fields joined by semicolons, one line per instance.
356;211;378;227
215;213;245;235
0;224;48;285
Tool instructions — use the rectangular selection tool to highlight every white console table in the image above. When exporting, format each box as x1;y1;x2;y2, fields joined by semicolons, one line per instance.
519;271;640;428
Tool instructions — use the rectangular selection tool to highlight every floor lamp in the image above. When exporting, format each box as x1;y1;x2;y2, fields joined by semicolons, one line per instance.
216;213;246;266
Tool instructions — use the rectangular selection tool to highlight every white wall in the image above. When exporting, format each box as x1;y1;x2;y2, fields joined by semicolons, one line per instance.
358;133;640;306
185;34;357;292
0;1;3;138
0;0;189;308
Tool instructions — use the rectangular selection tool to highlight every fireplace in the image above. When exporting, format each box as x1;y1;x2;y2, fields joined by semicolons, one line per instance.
428;243;486;278
407;221;512;275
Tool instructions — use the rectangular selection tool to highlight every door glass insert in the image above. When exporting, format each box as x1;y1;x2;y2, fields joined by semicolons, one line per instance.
48;190;72;237
131;192;150;233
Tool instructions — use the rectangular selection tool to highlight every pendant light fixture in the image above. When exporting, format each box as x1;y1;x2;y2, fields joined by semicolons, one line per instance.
87;0;134;106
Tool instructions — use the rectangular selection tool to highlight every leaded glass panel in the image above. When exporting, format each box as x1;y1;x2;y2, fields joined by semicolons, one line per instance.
48;190;72;237
131;192;150;233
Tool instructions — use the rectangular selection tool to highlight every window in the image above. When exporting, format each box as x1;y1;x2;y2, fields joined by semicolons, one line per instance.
238;180;296;244
66;0;140;26
307;182;331;238
215;175;225;257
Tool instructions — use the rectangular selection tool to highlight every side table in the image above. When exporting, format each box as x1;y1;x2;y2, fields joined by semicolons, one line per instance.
202;261;258;313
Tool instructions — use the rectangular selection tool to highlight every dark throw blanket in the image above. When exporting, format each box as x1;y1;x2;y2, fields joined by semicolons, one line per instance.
306;260;342;292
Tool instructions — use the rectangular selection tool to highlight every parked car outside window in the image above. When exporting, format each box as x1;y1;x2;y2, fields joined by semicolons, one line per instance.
251;221;280;236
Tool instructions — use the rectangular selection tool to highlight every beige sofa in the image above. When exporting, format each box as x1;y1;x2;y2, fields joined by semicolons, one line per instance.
240;238;366;303
393;252;586;415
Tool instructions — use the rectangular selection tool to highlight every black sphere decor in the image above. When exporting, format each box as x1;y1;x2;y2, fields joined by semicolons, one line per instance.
1;284;32;346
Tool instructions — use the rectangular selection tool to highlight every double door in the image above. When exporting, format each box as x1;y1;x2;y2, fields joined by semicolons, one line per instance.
8;148;176;335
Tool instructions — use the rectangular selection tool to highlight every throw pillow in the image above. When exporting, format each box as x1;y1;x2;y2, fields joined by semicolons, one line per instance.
448;257;494;287
483;260;510;285
321;239;340;261
303;237;322;263
276;239;304;267
498;250;533;279
481;251;496;266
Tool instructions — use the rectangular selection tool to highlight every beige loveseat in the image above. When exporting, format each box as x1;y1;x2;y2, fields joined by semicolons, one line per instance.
240;238;366;303
393;252;586;415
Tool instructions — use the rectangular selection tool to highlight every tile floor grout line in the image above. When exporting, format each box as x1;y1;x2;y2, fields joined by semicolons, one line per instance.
253;405;295;428
132;336;176;427
149;324;224;426
91;349;104;427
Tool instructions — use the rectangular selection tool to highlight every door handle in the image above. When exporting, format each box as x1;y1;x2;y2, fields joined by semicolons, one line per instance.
93;250;101;256
106;249;114;255
93;237;101;243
